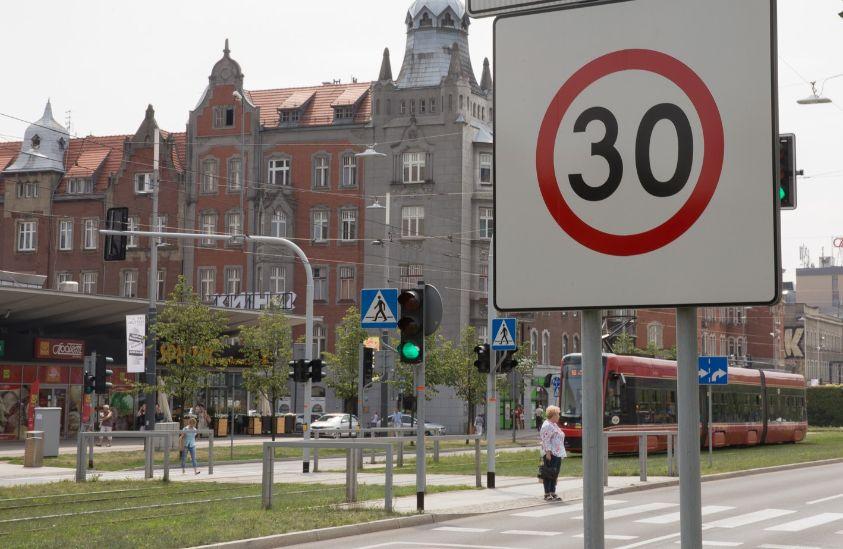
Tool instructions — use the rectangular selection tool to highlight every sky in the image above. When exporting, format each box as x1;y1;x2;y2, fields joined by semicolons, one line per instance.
0;0;840;284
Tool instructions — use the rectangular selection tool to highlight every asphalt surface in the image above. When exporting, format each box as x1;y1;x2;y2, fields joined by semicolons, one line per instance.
294;461;843;549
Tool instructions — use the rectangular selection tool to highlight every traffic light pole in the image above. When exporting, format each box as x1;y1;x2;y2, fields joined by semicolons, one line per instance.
486;238;496;489
415;281;426;511
145;128;160;432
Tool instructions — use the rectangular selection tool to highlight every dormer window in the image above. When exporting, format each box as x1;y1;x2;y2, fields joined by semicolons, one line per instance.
31;134;41;150
279;109;300;124
58;137;67;150
213;105;236;129
67;178;94;194
442;12;454;27
334;106;354;120
420;12;432;27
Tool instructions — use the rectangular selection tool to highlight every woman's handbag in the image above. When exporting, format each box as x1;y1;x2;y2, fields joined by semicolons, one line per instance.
537;458;552;480
178;433;185;452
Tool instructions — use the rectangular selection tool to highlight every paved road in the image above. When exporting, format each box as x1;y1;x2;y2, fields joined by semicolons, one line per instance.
295;462;843;549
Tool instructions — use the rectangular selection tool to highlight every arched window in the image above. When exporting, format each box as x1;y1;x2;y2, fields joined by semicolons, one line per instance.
314;324;326;358
647;322;664;349
270;210;287;238
736;337;745;358
573;334;580;353
728;337;736;357
541;330;550;365
420;12;432;27
442;12;455;27
562;334;569;356
530;329;538;358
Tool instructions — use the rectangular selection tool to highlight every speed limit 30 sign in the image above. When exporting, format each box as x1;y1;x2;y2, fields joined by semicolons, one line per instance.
494;0;780;310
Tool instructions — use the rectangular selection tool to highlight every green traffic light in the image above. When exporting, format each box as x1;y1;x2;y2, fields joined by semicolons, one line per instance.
779;187;786;200
400;342;421;361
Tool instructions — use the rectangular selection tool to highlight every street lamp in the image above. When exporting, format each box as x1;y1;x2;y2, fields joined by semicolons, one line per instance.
796;75;843;105
365;188;391;422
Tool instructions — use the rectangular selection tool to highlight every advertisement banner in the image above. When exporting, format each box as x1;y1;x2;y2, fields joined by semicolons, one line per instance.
34;338;85;361
126;315;146;373
27;380;39;431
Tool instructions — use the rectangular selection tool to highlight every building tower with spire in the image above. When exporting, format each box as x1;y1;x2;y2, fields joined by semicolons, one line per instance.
366;0;494;431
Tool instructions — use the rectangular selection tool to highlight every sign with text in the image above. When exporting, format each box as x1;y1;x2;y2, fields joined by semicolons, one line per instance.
34;338;85;361
495;0;778;310
126;314;146;373
210;291;296;311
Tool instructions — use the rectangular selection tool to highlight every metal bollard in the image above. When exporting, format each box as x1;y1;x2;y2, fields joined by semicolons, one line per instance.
145;437;154;479
208;432;214;475
75;432;85;482
163;434;170;482
398;441;404;467
262;446;272;509
668;433;675;477
434;439;440;463
639;434;647;482
313;448;319;472
603;435;610;487
475;437;481;488
385;445;393;512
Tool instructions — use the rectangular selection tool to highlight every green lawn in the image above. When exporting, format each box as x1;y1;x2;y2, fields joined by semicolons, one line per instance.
366;429;843;478
0;480;470;549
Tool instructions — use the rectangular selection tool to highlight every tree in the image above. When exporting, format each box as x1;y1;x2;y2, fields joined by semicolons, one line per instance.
152;276;229;414
239;305;292;440
438;326;487;434
323;307;368;412
611;332;636;355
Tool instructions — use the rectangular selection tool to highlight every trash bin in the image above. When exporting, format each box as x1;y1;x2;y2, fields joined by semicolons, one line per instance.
24;431;44;468
284;413;295;433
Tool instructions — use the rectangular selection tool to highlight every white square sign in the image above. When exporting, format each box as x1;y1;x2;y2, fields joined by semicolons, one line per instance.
494;0;779;311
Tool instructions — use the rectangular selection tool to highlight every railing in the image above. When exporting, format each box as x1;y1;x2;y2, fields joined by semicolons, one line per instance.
603;430;678;486
75;429;215;482
261;440;395;511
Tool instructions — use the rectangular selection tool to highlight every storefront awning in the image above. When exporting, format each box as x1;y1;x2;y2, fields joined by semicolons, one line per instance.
0;287;310;331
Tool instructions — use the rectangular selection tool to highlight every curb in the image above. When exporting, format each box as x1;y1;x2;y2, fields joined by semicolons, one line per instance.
190;513;453;549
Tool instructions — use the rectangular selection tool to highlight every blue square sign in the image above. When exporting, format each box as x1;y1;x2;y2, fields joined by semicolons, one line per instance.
698;356;728;385
491;318;517;351
361;289;398;329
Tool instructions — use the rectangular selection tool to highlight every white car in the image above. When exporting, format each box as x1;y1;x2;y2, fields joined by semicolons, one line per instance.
393;413;446;435
310;413;360;438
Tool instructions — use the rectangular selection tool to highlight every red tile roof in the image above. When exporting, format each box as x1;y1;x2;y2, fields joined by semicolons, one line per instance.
248;82;372;127
0;142;17;172
171;132;186;173
66;144;110;177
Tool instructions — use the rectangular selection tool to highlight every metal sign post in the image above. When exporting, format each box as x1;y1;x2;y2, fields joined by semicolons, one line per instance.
678;307;702;547
699;355;728;469
581;310;605;548
486;239;497;489
416;281;426;511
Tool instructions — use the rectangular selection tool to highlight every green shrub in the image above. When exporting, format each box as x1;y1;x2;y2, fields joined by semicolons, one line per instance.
807;385;843;426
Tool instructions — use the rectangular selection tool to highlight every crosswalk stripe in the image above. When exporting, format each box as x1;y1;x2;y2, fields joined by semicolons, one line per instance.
512;499;625;518
574;534;637;540
765;512;843;532
501;530;560;537
638;505;734;524
575;502;676;520
433;527;491;533
758;545;822;549
674;542;742;547
806;493;843;505
705;509;795;528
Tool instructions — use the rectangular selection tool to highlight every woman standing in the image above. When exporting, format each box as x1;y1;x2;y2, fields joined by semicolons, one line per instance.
539;405;566;501
180;417;201;475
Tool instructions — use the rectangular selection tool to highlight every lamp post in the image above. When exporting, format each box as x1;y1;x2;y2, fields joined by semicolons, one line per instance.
143;128;161;431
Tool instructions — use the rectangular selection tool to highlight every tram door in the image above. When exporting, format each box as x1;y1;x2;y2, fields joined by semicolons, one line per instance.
38;388;67;437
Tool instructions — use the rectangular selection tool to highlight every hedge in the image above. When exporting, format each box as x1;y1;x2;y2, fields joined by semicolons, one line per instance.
807;385;843;427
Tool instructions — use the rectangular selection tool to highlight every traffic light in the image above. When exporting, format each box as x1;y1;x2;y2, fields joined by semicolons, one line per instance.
288;360;298;382
289;359;309;382
397;289;424;364
84;373;96;395
779;134;797;210
103;207;129;261
474;344;491;373
94;353;114;394
362;347;374;386
309;359;323;382
500;348;519;374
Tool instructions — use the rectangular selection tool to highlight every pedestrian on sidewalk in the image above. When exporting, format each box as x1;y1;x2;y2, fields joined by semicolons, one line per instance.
98;405;115;447
474;413;484;438
534;404;544;432
136;403;146;431
539;405;566;501
515;405;524;430
370;412;380;429
180;417;201;475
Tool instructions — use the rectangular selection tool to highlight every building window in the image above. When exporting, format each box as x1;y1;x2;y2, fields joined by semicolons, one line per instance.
227;158;242;191
313;155;330;188
541;330;550;365
156;269;166;301
430;97;437;114
16;181;39;198
480;153;492;184
562;334;569;356
121;270;138;298
708;334;717;356
477;325;488;344
153;214;167;236
134;173;153;194
270;210;287;238
400;101;406;115
213;105;235;128
530;329;539;356
200;212;217;246
279;109;300;124
201;159;218;193
573;334;580;353
334;106;354;120
58;219;73;251
736;337;745;358
67;178;93;194
270;266;286;293
341;154;358;187
314;324;327;358
268;158;290;186
340;209;358;241
127;216;140;249
312;210;329;242
720;335;727;356
226;211;242;236
339;266;355;301
647;323;664;348
402;152;427;183
56;272;73;287
478;263;488;293
83;219;98;250
400;264;423;287
402;206;424;237
31;134;41;149
81;272;97;295
479;207;494;239
410;99;416;114
314;266;328;301
420;99;427;114
198;268;216;300
224;266;242;295
728;337;736;357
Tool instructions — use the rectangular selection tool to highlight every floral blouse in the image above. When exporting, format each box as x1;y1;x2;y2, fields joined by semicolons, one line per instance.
540;419;567;458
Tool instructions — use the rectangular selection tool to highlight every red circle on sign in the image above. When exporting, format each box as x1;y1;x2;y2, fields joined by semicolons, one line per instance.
536;49;725;256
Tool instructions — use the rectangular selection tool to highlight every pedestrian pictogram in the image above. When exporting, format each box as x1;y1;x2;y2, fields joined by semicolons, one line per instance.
360;289;398;329
698;356;729;385
491;318;517;351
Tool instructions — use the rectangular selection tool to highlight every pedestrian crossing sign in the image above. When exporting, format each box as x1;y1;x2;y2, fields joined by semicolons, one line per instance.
360;288;399;329
491;318;517;351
